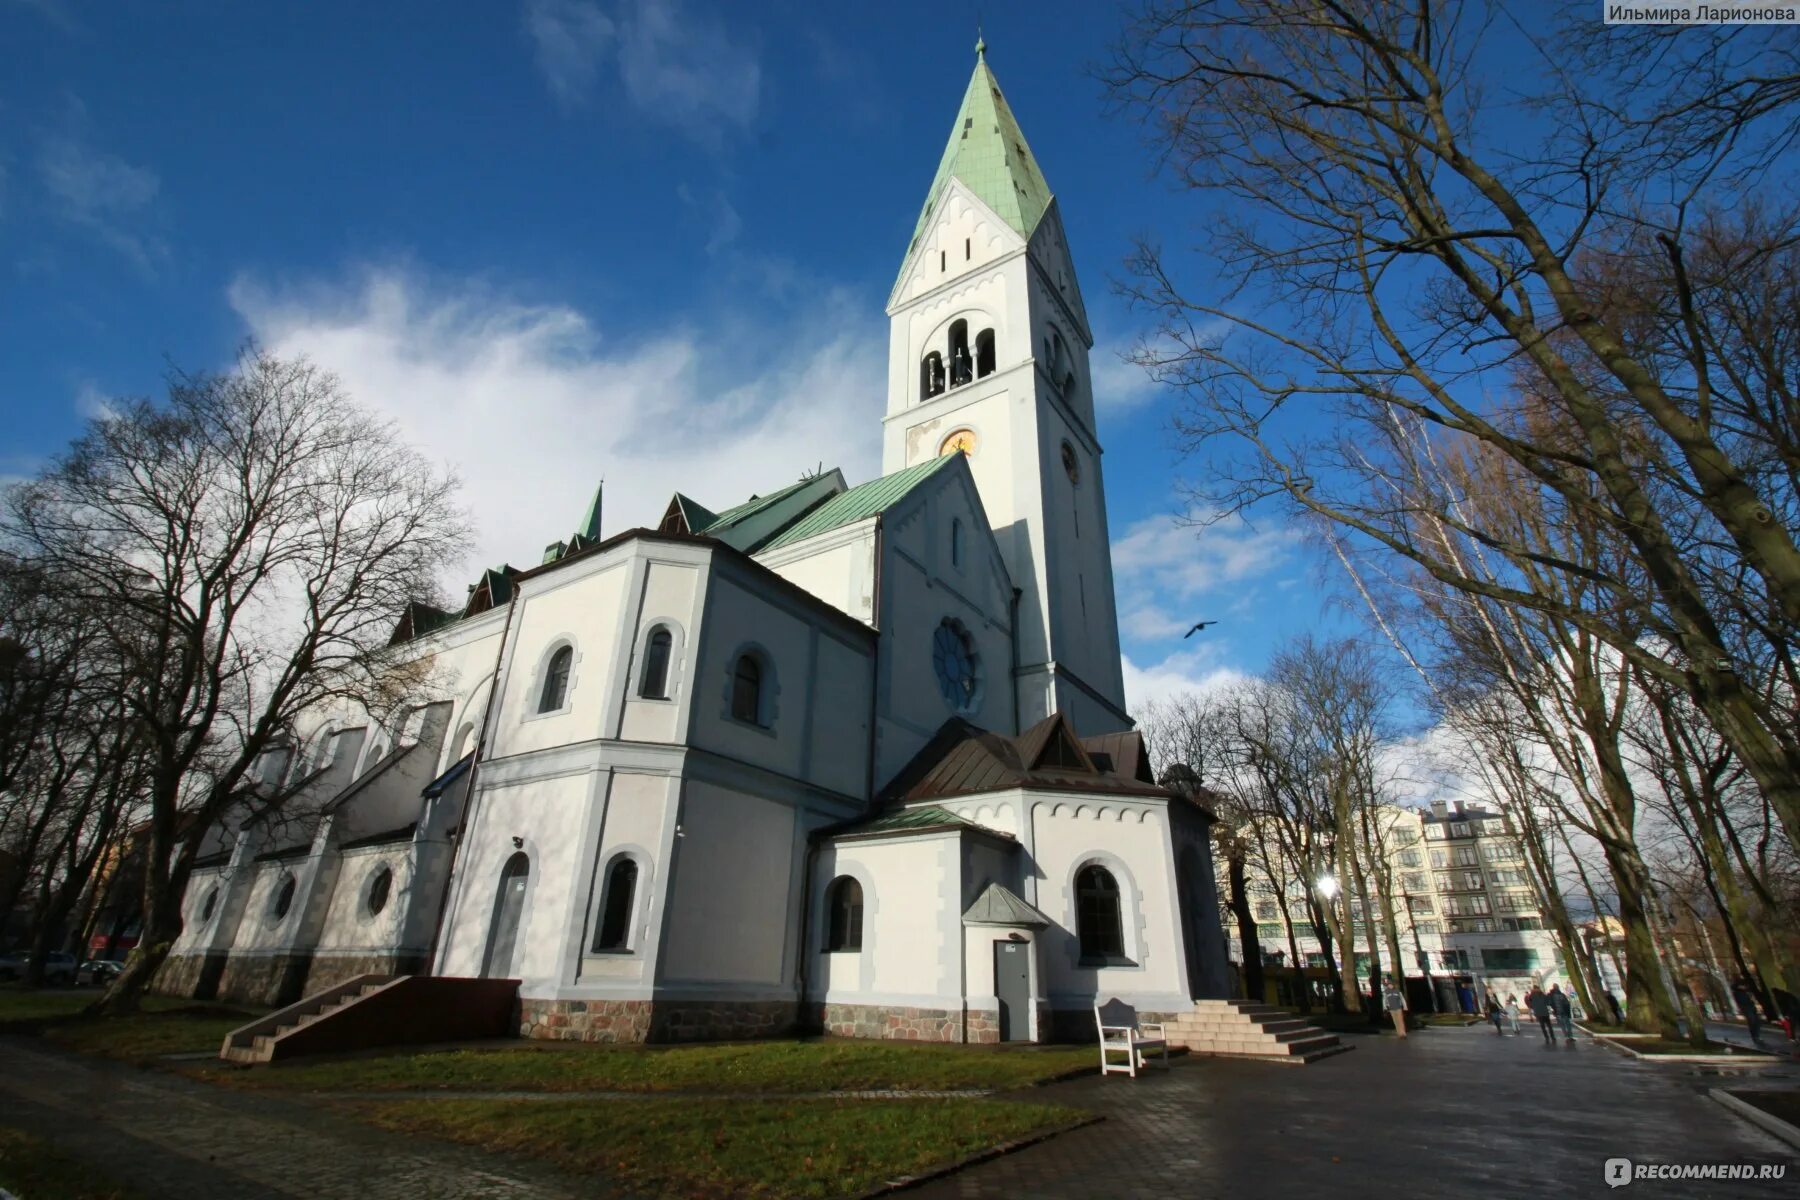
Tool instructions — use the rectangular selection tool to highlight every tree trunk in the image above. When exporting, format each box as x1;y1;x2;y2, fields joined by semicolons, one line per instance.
1226;852;1264;1001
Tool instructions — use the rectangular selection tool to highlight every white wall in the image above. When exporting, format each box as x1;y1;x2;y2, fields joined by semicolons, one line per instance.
1025;795;1192;1012
810;834;961;1008
659;780;796;986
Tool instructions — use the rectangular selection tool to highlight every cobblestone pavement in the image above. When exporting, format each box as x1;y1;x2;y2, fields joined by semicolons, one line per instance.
0;1037;607;1199
911;1027;1800;1200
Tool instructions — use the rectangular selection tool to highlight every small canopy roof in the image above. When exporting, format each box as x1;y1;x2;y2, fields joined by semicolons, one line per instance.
963;882;1050;929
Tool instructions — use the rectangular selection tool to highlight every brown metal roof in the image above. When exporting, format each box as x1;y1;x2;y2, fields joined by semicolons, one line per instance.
880;714;1173;805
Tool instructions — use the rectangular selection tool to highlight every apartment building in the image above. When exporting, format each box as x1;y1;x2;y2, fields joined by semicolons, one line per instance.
1239;800;1573;1012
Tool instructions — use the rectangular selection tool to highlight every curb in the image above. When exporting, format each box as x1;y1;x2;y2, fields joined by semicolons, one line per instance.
1709;1089;1800;1152
853;1114;1104;1198
1596;1036;1780;1066
856;1114;1104;1197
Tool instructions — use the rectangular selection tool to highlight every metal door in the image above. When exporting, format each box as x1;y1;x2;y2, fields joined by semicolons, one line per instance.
994;940;1031;1042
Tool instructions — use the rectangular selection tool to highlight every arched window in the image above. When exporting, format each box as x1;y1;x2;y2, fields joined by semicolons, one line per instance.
825;876;864;951
950;518;963;568
948;320;972;387
921;352;945;400
270;873;297;925
1075;865;1125;962
640;627;673;699
975;329;996;378
364;742;387;774
539;645;573;713
593;857;639;952
200;886;218;922
366;865;393;916
731;653;763;725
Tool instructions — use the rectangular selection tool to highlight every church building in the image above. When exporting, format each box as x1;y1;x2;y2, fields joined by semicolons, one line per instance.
156;43;1231;1045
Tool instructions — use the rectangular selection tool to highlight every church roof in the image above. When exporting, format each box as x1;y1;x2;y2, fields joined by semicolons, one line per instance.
760;455;958;552
880;714;1172;804
820;803;1017;844
905;41;1055;257
963;882;1051;929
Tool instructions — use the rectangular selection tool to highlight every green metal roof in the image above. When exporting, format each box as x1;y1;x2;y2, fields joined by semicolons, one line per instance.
700;478;811;532
904;42;1054;259
759;455;957;551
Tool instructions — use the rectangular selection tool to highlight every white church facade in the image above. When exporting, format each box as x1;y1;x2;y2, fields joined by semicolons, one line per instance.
155;45;1231;1044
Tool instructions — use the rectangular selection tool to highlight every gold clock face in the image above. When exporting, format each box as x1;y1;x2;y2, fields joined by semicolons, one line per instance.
940;428;977;458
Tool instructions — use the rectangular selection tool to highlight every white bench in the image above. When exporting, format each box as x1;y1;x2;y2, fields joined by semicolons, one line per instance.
1095;997;1169;1078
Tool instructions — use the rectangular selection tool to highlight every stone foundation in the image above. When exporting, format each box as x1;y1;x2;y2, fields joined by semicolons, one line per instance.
520;998;653;1043
518;998;800;1044
152;952;227;1001
304;953;426;995
965;1008;1001;1044
816;1002;972;1043
214;953;313;1007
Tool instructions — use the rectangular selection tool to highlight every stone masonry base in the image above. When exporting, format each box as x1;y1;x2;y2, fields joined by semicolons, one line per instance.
153;951;424;1008
519;998;798;1044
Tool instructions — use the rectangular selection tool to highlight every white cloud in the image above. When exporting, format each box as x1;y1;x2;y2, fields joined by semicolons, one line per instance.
1111;510;1299;645
228;267;884;586
676;184;741;255
1122;647;1248;712
523;0;759;144
523;0;617;107
37;131;165;270
1090;333;1161;414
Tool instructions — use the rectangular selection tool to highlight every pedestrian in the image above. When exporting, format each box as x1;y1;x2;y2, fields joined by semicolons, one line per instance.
1549;984;1574;1042
1527;986;1554;1044
1384;983;1408;1039
1730;976;1764;1046
1604;990;1623;1026
1486;991;1505;1035
1505;993;1522;1035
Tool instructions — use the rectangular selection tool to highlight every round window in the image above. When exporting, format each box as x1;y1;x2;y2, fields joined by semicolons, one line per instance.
366;865;393;916
932;619;980;714
270;873;296;924
200;887;219;922
1060;441;1080;485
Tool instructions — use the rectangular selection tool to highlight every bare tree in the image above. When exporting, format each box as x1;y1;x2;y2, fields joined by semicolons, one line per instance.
3;348;469;1010
1108;1;1800;857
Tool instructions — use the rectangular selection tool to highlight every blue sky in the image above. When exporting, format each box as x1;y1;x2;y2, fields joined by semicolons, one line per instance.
0;0;1363;711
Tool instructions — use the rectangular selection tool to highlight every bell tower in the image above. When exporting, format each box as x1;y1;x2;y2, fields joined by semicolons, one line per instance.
882;40;1128;734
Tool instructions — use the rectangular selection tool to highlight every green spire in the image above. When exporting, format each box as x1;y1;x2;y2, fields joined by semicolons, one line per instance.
905;41;1053;252
575;480;603;543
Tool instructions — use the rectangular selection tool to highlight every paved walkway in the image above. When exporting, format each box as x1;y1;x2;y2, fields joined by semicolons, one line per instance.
0;1038;608;1199
913;1026;1800;1200
3;1028;1795;1199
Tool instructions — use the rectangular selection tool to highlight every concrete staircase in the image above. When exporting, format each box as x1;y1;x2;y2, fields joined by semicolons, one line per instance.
219;974;520;1064
1163;999;1353;1064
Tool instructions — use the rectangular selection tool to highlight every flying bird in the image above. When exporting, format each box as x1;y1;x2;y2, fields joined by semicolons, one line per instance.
1183;620;1218;638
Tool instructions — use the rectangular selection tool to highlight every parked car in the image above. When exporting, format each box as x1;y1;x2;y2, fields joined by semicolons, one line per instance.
77;958;124;987
0;951;77;986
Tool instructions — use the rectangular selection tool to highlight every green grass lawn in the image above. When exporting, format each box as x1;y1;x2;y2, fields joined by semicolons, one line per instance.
358;1095;1084;1199
1599;1035;1764;1056
202;1039;1098;1094
41;1005;264;1060
0;984;264;1061
0;1126;142;1200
